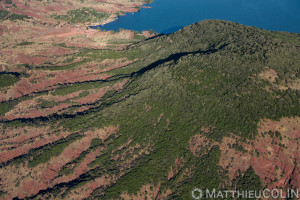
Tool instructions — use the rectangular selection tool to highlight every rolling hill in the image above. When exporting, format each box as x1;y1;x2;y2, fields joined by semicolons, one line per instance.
0;20;300;199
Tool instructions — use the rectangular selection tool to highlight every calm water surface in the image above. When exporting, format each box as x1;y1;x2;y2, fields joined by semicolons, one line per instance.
91;0;300;33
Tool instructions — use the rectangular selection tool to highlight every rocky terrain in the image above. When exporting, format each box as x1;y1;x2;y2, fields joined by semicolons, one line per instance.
0;1;300;199
0;0;154;120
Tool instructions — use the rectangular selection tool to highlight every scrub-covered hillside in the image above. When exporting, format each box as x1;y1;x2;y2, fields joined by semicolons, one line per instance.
0;19;300;199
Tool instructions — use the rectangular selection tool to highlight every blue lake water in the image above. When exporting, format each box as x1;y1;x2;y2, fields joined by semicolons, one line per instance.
91;0;300;34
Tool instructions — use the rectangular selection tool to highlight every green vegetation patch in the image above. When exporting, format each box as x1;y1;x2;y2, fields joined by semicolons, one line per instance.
52;80;112;96
41;47;146;71
39;100;61;108
41;59;87;71
0;101;19;117
28;133;83;168
17;41;34;46
77;48;146;61
0;73;19;88
55;8;109;24
232;167;263;199
0;10;10;19
0;9;31;21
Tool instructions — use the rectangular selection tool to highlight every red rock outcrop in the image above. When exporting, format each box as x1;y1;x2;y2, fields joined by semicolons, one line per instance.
219;117;300;189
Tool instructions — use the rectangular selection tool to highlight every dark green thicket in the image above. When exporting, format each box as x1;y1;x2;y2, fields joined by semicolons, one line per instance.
235;167;263;190
2;20;300;199
0;9;31;21
17;41;34;46
0;10;10;19
0;73;19;88
232;167;263;200
0;101;19;117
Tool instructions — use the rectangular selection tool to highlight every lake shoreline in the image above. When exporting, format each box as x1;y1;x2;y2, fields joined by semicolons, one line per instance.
90;0;300;34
